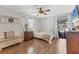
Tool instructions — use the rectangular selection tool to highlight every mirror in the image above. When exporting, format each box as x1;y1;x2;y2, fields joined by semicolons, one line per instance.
8;17;14;23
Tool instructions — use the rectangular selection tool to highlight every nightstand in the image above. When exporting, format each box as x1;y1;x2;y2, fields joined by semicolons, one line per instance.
24;31;33;41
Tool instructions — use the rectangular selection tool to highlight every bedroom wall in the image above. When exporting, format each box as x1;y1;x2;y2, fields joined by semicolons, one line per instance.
0;6;25;32
40;17;58;37
31;16;58;37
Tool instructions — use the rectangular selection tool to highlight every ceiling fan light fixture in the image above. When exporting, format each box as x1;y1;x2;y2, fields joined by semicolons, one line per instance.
32;7;51;16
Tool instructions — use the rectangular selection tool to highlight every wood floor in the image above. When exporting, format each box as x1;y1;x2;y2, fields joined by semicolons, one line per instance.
33;38;66;54
0;38;66;54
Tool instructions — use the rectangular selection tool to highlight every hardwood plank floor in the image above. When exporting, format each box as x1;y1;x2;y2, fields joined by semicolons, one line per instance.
0;38;66;54
0;40;33;54
33;38;66;54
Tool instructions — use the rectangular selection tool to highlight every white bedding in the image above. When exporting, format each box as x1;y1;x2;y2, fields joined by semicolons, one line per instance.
34;32;54;44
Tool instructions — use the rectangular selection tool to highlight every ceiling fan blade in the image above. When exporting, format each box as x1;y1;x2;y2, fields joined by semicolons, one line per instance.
43;13;47;15
43;9;50;12
39;8;43;12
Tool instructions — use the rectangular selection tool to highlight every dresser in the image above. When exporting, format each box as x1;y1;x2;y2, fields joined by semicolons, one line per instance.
24;31;33;41
66;32;79;54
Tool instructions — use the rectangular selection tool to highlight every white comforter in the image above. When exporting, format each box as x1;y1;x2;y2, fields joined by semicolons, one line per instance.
34;32;54;44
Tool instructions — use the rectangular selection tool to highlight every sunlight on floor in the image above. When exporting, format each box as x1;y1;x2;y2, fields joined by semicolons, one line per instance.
27;46;35;54
57;38;67;54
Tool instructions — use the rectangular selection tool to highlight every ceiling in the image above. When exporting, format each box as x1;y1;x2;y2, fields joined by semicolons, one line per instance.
2;5;75;17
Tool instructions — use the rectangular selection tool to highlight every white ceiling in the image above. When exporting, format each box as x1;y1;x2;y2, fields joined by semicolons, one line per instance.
2;5;75;17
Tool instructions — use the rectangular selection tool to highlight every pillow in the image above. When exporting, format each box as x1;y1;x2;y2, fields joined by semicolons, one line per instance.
0;32;4;39
4;31;14;39
43;34;50;39
14;32;21;37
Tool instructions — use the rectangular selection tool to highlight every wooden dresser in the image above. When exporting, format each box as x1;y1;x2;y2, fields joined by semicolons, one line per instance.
24;31;33;41
66;32;79;54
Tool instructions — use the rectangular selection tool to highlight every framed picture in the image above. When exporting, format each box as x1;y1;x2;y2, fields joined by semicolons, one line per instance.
4;16;13;24
5;16;19;24
0;15;19;24
1;16;6;24
8;17;14;23
14;17;19;24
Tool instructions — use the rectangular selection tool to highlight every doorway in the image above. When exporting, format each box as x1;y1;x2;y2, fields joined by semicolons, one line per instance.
57;16;68;38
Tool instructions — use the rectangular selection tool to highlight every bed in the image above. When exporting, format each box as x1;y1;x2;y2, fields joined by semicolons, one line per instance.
34;32;54;44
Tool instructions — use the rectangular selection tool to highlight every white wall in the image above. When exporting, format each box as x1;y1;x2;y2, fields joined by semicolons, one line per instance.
30;16;58;37
40;17;58;37
0;6;25;32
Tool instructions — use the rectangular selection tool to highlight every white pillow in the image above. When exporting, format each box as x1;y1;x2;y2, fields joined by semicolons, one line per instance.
4;31;14;39
14;32;21;37
0;32;4;39
43;34;50;39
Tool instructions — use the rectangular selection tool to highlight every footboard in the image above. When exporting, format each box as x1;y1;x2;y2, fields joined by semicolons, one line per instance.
34;32;54;44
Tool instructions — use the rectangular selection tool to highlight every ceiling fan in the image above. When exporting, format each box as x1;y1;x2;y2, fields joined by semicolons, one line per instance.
32;7;50;16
